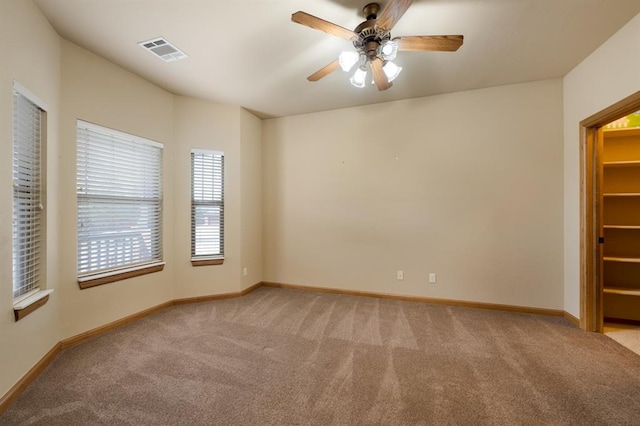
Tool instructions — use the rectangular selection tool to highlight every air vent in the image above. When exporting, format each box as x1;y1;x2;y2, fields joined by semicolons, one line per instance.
138;37;187;62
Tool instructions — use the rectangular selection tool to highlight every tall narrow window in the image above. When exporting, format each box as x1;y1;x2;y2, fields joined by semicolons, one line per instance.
191;150;224;265
76;121;164;288
13;84;45;300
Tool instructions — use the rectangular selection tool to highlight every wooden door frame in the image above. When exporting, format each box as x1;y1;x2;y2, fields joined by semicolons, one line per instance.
580;91;640;332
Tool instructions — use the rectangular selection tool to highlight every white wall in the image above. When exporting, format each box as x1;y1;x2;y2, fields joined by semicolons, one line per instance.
263;79;564;310
0;0;61;399
563;13;640;318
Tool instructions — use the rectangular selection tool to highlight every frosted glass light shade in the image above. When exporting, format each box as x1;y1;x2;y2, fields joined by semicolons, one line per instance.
339;51;360;72
383;61;402;82
350;66;367;88
379;40;398;61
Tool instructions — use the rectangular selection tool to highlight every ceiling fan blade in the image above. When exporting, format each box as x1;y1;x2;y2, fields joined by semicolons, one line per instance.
370;58;392;91
376;0;414;31
292;11;357;40
307;59;340;81
396;35;464;52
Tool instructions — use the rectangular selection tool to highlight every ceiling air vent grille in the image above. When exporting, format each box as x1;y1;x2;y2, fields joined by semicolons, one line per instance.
138;37;187;62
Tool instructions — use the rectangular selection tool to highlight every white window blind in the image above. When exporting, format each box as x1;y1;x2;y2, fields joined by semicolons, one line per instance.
77;121;163;276
191;150;224;259
13;87;44;299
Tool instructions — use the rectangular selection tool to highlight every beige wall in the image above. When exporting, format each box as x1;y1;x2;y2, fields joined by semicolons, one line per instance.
172;96;243;297
563;13;640;318
1;3;263;399
4;0;637;407
0;0;61;399
58;40;176;338
263;79;564;309
240;109;263;290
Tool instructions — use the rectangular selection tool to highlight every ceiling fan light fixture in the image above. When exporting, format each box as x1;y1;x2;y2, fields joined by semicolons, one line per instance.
383;61;403;82
291;1;464;90
350;65;367;88
339;51;360;72
379;40;398;61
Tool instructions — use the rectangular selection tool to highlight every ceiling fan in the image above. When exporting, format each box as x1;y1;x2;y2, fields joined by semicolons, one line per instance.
292;0;463;91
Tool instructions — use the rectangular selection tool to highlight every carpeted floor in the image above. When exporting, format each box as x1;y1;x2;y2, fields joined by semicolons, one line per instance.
2;286;640;425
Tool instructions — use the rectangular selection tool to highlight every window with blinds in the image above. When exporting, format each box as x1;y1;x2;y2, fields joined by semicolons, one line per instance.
13;86;45;299
76;121;163;277
191;150;224;260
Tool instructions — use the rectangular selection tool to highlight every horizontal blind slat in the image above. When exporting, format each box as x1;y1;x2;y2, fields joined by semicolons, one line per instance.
77;121;163;275
13;89;43;298
191;151;224;258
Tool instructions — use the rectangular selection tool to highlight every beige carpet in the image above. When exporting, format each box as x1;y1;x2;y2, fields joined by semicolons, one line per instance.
604;323;640;356
2;286;640;425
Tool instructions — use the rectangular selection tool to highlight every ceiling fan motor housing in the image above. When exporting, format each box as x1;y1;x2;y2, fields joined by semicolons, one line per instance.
352;3;393;60
353;20;391;60
291;0;464;90
362;3;381;20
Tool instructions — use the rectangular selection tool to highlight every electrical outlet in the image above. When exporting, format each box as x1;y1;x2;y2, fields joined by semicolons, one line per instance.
397;270;404;280
243;267;248;277
429;273;436;284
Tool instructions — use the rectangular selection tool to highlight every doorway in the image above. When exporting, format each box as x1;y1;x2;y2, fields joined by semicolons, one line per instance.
580;91;640;333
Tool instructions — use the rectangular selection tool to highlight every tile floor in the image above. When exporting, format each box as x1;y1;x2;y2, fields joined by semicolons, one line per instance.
604;323;640;356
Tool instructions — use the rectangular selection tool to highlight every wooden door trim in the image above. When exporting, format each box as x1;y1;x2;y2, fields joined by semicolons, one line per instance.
580;91;640;331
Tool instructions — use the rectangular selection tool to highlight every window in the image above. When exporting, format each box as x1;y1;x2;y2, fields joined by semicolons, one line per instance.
13;84;45;301
191;149;224;265
76;121;164;288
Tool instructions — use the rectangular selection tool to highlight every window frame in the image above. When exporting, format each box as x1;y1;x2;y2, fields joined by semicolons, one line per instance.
12;81;53;320
76;120;165;288
190;149;225;266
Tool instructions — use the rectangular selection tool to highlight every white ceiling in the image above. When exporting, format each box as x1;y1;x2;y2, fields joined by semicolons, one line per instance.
33;0;640;118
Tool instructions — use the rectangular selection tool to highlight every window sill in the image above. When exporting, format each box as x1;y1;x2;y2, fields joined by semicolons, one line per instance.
14;289;54;321
78;262;165;289
191;257;224;267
